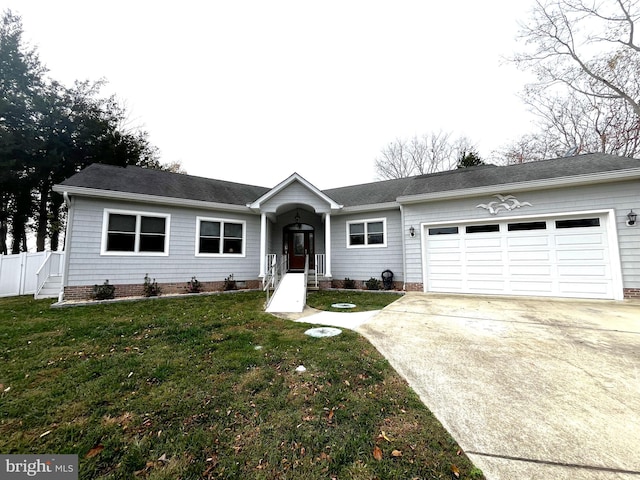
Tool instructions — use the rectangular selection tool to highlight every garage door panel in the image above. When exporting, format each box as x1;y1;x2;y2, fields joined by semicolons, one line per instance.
510;280;554;293
557;249;605;261
557;265;609;276
508;251;551;261
429;238;461;248
467;265;504;275
425;214;615;299
558;282;612;296
509;265;552;275
555;233;604;246
507;236;549;247
467;251;503;262
429;252;461;262
429;279;464;291
466;237;502;248
429;265;464;275
467;281;506;292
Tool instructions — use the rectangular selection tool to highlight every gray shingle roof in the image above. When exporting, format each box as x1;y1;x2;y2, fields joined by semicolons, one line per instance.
323;176;415;206
402;153;640;197
59;163;271;205
58;153;640;208
324;153;640;206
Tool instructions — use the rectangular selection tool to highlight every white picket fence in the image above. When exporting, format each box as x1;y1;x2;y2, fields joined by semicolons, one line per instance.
0;251;63;297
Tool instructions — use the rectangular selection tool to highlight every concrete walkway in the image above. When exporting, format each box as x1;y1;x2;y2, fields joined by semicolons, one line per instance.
353;293;640;480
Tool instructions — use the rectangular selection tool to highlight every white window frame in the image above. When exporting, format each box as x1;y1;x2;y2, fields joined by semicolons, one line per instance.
101;209;170;256
346;217;387;248
195;216;247;257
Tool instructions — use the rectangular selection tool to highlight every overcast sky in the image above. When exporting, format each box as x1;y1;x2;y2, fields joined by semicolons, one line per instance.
4;1;538;189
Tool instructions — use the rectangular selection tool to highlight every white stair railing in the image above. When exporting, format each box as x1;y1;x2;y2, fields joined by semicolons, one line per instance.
34;251;64;299
314;254;326;288
263;254;288;307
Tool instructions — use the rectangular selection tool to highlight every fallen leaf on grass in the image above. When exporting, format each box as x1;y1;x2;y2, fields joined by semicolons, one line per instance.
318;452;331;462
85;445;104;458
452;464;460;478
373;446;383;461
391;449;402;457
376;430;392;442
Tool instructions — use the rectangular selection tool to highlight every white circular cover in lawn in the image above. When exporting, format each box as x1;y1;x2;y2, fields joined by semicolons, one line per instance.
304;327;342;337
331;303;356;309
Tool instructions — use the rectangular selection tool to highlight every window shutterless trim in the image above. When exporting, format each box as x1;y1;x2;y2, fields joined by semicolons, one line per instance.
346;217;387;248
100;209;170;256
195;216;246;257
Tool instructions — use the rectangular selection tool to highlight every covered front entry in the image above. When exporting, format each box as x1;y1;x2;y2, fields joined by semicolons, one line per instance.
284;224;314;271
423;212;622;299
249;173;343;281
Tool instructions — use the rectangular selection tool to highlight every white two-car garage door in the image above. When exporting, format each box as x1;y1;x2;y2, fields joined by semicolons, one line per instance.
424;214;619;299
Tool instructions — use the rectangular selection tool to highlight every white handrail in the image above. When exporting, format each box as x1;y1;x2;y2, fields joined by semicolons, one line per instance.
314;254;326;288
35;251;52;296
263;254;287;306
34;251;64;298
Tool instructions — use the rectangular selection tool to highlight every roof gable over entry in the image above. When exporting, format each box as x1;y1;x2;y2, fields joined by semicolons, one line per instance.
247;173;343;214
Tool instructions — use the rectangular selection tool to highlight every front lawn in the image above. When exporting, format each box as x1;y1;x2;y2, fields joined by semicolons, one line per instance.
0;292;482;479
306;290;403;312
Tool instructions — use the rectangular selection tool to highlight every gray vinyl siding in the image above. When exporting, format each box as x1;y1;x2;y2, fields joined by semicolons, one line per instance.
261;182;332;213
65;197;262;287
330;209;404;282
402;180;640;289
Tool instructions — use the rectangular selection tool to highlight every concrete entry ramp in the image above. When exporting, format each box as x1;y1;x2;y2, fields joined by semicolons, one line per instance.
357;293;640;480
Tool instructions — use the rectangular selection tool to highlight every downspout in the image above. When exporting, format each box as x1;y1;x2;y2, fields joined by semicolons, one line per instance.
400;204;407;291
59;192;74;302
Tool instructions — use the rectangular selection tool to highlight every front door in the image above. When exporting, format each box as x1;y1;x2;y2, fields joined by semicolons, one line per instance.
285;226;314;271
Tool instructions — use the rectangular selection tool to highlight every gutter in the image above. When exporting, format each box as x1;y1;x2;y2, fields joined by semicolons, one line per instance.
332;201;400;214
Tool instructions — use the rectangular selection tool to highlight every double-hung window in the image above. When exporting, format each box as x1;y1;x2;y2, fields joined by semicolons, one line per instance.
102;209;170;255
347;218;386;248
196;217;245;256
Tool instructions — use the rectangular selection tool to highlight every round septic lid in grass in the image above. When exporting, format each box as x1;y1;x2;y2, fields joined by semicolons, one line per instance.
305;327;342;337
331;303;356;309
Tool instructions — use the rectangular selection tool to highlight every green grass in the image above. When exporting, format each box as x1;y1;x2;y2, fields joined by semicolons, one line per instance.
0;292;483;479
306;290;403;312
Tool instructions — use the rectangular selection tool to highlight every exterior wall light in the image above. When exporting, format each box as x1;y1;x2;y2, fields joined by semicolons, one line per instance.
627;210;637;226
409;226;415;237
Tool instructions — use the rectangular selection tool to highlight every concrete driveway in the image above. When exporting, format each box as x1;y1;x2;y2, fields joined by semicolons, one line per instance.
356;293;640;480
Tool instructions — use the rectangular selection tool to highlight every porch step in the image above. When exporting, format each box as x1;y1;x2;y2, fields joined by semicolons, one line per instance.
35;275;62;299
266;273;306;313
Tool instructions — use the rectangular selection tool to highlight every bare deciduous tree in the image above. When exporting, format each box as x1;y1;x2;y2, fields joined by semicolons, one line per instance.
374;132;477;179
513;0;640;118
500;0;640;164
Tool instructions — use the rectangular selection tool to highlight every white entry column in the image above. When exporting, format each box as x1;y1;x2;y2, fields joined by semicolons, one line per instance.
324;213;332;277
259;212;267;278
